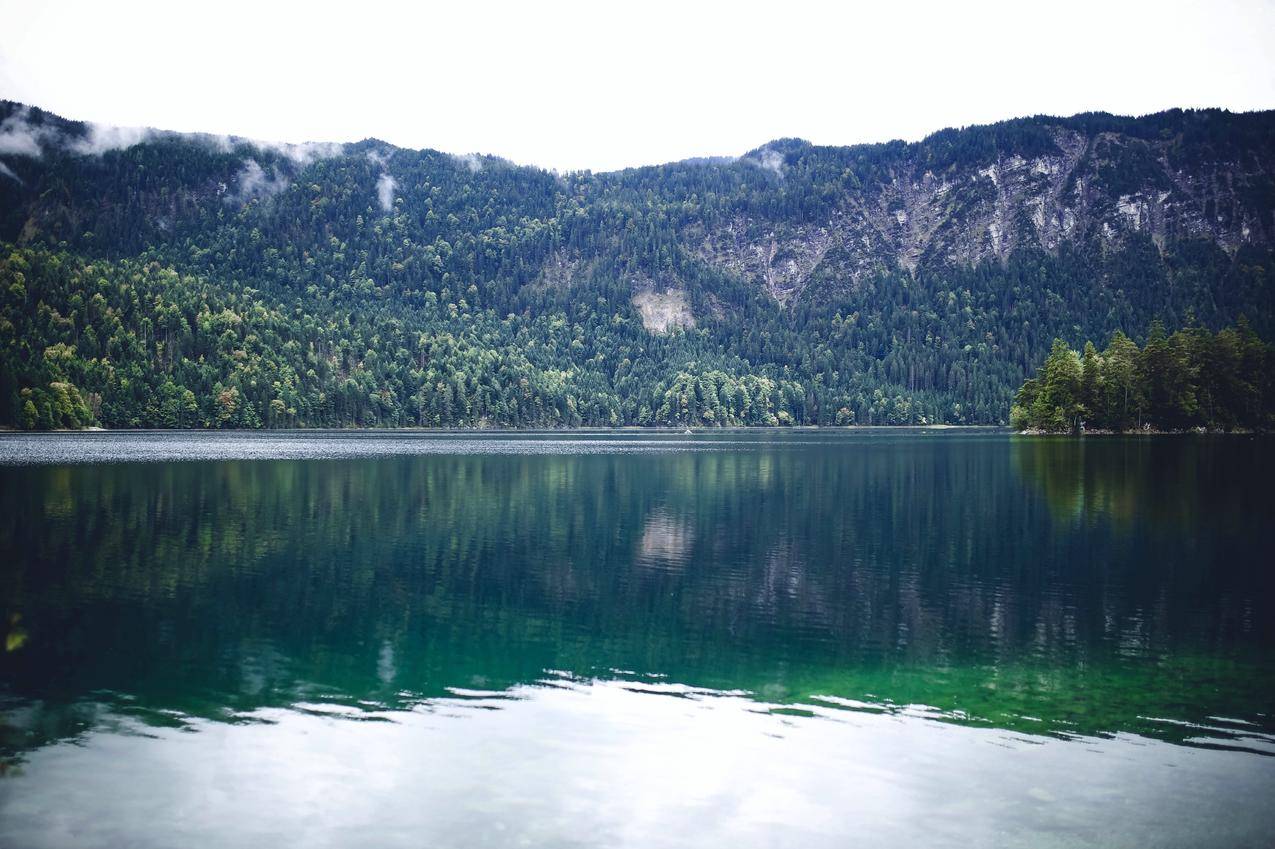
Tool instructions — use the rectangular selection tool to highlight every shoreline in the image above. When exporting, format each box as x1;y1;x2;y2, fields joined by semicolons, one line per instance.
1013;427;1265;436
4;425;1266;437
0;424;1009;435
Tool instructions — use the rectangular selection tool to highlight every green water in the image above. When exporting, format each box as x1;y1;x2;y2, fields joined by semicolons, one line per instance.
1;430;1273;847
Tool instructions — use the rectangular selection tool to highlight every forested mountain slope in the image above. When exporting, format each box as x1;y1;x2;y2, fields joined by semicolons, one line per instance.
1;101;1272;428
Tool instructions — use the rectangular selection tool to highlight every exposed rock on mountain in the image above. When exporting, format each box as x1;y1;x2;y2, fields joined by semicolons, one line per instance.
684;124;1272;304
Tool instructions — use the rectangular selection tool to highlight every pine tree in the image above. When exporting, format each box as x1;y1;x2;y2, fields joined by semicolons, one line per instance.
1100;332;1140;430
1080;341;1103;429
1139;323;1198;430
1029;339;1083;433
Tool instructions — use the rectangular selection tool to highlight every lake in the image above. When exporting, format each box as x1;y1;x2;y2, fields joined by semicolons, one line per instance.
1;429;1273;848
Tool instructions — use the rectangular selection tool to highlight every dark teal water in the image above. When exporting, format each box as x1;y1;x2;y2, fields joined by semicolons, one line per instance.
1;430;1273;848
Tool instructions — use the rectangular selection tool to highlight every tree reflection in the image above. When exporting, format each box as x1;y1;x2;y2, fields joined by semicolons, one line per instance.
2;437;1273;760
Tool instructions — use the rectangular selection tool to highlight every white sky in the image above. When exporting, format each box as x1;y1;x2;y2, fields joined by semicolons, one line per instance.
1;0;1273;172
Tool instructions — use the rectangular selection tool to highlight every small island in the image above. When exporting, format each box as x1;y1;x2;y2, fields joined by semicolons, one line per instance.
1011;319;1273;433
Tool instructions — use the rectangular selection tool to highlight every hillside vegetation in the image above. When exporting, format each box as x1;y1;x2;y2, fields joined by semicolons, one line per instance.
1;102;1272;428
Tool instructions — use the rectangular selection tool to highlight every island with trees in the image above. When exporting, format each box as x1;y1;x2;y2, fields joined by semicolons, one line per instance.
1010;320;1273;433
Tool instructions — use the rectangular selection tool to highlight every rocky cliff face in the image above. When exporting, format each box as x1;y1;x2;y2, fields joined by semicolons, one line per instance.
683;121;1274;304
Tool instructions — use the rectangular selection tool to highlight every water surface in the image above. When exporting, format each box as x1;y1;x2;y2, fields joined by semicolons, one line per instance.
1;430;1273;847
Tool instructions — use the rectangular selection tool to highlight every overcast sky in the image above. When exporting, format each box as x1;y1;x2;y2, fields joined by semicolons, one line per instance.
1;0;1273;172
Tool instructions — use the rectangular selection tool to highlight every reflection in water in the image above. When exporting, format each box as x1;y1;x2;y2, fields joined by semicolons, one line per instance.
0;432;1274;846
637;508;695;568
2;434;1272;743
1010;435;1271;530
6;677;1275;849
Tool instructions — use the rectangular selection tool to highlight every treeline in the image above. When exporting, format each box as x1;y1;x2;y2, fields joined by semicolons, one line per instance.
1010;321;1274;433
0;246;838;429
4;239;1273;431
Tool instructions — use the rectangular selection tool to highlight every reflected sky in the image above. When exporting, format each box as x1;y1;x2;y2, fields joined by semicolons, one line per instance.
4;677;1275;849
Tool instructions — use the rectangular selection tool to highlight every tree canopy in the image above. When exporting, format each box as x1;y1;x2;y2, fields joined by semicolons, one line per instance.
1011;321;1273;432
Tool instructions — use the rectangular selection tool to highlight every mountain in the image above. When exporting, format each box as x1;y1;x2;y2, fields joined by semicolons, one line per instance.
1;101;1273;428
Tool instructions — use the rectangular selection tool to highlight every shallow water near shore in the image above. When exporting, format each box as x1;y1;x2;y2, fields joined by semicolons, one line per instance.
1;430;1273;847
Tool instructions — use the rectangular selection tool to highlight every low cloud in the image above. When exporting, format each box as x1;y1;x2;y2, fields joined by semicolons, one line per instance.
0;160;21;184
228;159;289;204
0;108;60;157
0;108;155;158
744;147;785;178
67;123;154;155
451;152;484;173
0;106;345;168
260;140;345;166
376;173;397;212
154;131;345;166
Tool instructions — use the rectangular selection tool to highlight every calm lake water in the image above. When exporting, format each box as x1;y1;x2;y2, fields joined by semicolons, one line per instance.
1;429;1273;848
